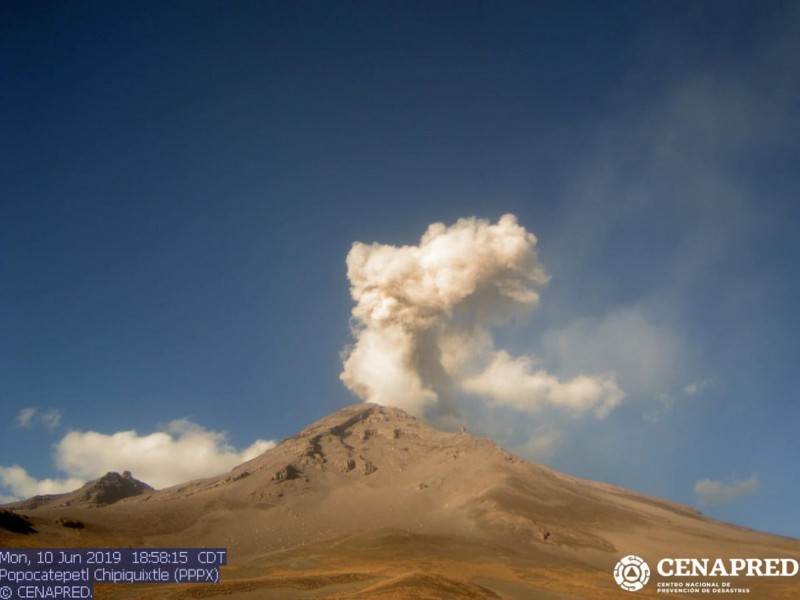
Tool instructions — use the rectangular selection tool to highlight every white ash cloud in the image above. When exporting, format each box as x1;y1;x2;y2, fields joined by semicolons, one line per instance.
541;307;681;402
462;351;623;418
340;214;624;420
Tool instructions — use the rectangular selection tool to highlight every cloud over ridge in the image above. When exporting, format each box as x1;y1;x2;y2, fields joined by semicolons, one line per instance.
695;474;760;507
55;419;275;489
0;420;275;500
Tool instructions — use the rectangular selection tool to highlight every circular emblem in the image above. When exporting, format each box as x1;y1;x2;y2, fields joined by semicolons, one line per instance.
614;554;650;592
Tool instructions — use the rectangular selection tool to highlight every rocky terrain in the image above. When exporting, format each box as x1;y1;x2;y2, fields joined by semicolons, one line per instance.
6;470;153;511
2;403;798;598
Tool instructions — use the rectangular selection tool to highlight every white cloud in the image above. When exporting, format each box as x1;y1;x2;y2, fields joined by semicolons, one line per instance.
0;420;276;501
14;407;62;431
14;408;37;428
41;409;62;430
695;474;759;507
0;465;84;499
462;351;623;419
684;379;712;397
55;420;275;489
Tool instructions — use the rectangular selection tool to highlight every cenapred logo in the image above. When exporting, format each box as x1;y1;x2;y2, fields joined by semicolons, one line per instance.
614;555;651;592
612;554;797;593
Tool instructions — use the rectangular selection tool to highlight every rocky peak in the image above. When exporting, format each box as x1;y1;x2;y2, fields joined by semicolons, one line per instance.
4;471;154;511
68;471;153;507
297;403;417;438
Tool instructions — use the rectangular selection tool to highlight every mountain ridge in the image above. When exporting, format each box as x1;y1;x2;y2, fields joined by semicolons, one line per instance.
5;470;154;511
2;402;798;599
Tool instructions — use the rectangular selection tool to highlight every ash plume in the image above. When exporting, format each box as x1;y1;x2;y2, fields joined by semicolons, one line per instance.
340;214;623;421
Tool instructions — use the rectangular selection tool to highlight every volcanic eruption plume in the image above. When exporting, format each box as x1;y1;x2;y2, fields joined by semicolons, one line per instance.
340;214;623;422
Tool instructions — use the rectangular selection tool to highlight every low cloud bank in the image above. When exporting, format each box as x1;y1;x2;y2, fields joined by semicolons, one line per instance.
0;420;275;500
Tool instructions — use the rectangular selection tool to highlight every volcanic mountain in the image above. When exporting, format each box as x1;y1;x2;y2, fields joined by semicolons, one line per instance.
6;470;153;511
2;403;798;599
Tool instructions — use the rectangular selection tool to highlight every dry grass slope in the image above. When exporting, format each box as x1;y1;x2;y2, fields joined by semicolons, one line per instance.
2;404;798;599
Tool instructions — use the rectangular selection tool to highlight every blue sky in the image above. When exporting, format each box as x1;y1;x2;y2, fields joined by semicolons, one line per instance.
1;2;798;537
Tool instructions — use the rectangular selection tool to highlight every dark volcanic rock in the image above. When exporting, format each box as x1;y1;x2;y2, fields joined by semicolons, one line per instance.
64;471;154;507
272;464;302;482
0;508;36;534
56;517;85;529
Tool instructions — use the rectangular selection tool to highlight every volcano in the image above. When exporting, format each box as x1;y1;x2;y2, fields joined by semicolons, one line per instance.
2;403;798;598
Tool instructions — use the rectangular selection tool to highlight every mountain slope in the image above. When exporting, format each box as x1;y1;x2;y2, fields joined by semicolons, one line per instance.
6;470;153;510
2;403;798;599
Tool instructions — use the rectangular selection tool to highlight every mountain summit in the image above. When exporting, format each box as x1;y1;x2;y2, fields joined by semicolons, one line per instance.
2;403;798;599
7;470;153;510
